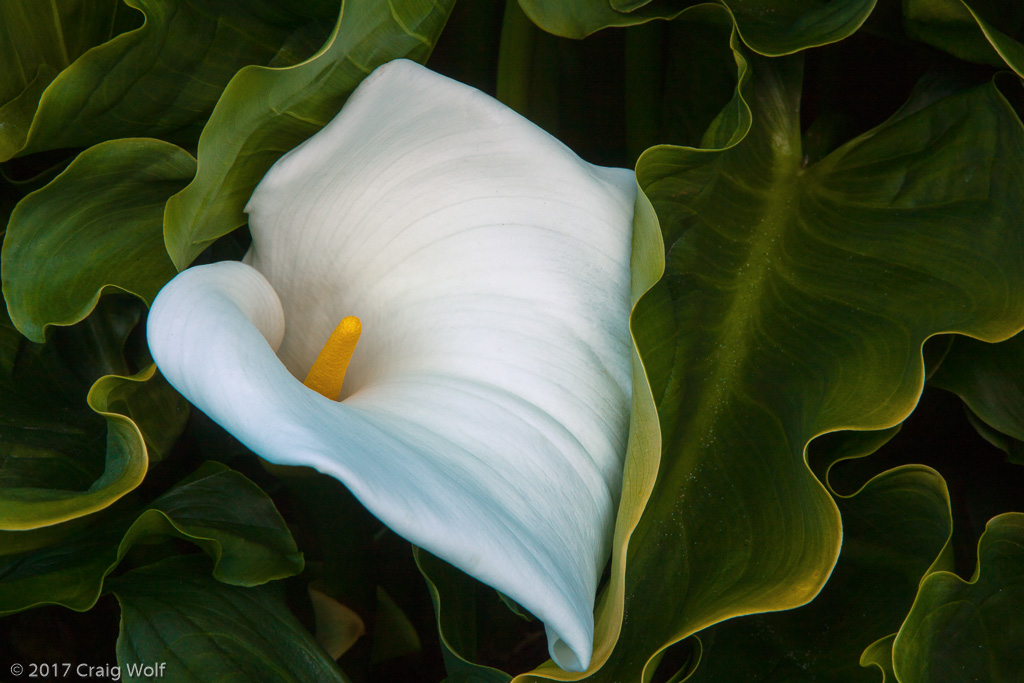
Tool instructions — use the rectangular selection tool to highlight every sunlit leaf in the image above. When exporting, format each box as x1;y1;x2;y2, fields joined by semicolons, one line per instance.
309;586;365;659
859;634;897;682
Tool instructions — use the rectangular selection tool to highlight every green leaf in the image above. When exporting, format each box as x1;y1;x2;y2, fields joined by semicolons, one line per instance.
517;48;1024;681
686;465;953;682
90;364;188;466
892;513;1024;682
929;332;1024;464
859;634;897;682
726;0;877;55
0;1;123;102
512;0;692;41
112;554;347;682
809;425;902;489
3;138;194;343
415;548;513;683
514;0;875;54
0;1;137;145
132;461;304;586
0;0;339;162
0;298;186;529
162;0;457;269
0;461;303;614
904;0;1024;76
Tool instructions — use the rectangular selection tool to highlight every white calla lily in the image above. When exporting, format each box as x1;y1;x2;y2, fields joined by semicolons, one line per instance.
148;59;635;671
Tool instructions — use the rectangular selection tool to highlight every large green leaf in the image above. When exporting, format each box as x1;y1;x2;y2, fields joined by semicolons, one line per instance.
929;332;1024;464
3;138;193;342
111;554;346;682
0;461;302;614
514;0;875;55
0;298;185;529
687;464;953;681
892;513;1024;682
904;0;1024;76
162;0;456;269
518;42;1024;682
0;0;339;162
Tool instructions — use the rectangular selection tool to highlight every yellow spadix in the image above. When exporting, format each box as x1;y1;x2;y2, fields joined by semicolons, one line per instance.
303;316;361;400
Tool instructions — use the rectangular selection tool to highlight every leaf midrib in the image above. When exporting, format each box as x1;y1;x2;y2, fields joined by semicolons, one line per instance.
684;156;803;458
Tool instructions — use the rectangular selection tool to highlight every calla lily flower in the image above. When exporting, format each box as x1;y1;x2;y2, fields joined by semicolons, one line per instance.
148;59;635;671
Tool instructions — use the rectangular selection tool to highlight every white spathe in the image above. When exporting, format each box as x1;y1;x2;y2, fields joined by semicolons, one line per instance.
148;59;635;671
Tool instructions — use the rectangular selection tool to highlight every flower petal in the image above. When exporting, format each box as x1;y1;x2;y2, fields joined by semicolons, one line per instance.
149;59;635;671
